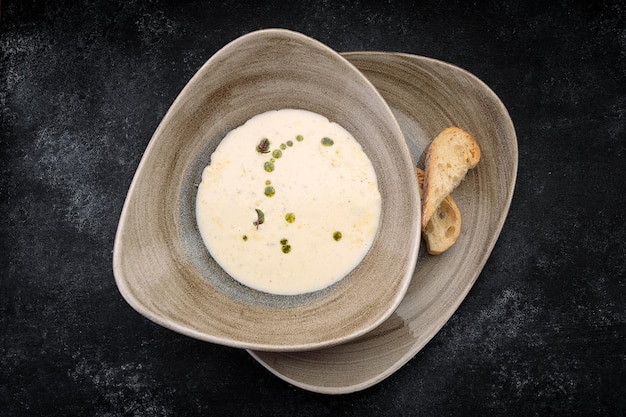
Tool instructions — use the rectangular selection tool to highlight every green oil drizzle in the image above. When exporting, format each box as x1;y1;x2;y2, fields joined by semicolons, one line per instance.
321;137;334;146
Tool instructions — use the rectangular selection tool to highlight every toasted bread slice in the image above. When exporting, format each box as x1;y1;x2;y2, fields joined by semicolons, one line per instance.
417;168;462;255
421;127;480;231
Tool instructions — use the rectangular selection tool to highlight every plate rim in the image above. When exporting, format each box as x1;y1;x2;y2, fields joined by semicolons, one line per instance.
247;50;519;393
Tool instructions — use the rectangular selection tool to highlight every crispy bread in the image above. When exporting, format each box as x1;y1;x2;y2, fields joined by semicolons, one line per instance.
416;168;462;255
421;127;480;231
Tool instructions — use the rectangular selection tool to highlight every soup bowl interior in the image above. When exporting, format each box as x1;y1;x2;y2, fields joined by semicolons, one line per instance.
113;29;420;351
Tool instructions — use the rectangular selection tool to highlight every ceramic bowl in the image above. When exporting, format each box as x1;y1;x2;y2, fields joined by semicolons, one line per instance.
112;30;420;351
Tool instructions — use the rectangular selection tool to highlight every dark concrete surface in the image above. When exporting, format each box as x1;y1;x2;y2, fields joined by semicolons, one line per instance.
1;1;625;416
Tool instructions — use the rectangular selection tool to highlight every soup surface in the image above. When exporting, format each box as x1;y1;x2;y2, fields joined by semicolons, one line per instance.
196;109;381;295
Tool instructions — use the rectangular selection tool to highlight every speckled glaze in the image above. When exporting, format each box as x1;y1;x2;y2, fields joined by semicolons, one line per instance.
112;31;420;351
249;52;518;392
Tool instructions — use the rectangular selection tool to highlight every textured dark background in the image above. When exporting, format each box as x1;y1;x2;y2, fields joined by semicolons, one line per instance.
1;0;625;416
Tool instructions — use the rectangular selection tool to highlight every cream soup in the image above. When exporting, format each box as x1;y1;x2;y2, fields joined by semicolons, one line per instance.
196;109;381;295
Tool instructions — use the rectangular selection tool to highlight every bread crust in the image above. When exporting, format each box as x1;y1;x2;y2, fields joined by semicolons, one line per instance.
416;168;462;255
421;127;480;231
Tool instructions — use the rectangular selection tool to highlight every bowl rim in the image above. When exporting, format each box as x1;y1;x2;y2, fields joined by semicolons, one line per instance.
112;29;420;351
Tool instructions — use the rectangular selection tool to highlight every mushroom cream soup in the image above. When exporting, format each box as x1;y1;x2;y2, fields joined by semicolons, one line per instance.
196;109;381;295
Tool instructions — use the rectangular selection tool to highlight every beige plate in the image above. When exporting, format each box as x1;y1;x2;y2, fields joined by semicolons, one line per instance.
248;52;518;393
